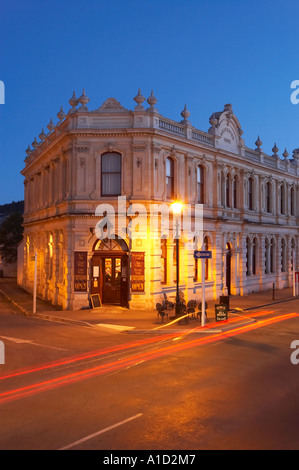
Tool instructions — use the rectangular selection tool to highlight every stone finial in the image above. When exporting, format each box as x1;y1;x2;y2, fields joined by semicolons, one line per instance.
146;90;158;113
255;136;262;151
25;145;32;156
293;148;299;160
180;104;191;124
57;106;66;121
209;113;217;128
283;148;289;160
39;129;46;141
224;103;233;114
32;137;39;149
69;91;79;112
78;89;90;110
133;88;145;111
272;143;279;157
47;118;55;132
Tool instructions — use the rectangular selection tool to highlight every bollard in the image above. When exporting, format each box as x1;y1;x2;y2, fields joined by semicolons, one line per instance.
272;283;275;300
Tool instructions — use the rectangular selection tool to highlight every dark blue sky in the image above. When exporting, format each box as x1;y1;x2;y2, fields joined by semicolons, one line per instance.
1;0;299;205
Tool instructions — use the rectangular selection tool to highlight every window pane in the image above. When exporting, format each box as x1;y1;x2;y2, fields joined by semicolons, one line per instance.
104;258;112;285
248;178;253;209
204;237;209;280
226;176;230;207
102;173;121;195
102;153;121;172
166;158;174;177
197;166;203;183
166;177;174;199
197;182;203;203
233;177;237;208
161;239;167;284
252;240;256;275
266;183;270;212
270;240;275;273
197;166;204;203
291;188;294;215
115;258;122;285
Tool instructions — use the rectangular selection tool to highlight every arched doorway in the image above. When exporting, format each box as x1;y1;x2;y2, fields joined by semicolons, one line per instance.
225;242;232;295
91;236;129;307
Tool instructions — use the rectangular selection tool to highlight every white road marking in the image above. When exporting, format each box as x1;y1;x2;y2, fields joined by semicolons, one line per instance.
59;413;143;450
95;323;135;332
0;336;66;351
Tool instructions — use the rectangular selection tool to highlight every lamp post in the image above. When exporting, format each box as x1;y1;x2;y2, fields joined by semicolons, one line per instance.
171;202;183;317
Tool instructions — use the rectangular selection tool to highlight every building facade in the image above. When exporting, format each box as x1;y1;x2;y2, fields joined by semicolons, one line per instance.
19;89;299;310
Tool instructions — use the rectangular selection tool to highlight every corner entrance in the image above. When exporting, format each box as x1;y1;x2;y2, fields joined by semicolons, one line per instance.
91;237;129;307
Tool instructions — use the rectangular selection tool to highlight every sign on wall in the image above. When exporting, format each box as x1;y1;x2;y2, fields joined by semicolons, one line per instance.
131;252;145;292
74;251;87;292
194;250;212;259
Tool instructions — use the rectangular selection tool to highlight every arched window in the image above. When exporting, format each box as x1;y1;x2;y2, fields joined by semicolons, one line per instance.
173;239;182;284
94;236;128;252
166;157;174;199
265;238;269;274
193;236;198;282
204;236;209;280
291;187;295;216
291;238;296;271
197;165;204;204
101;152;121;196
221;172;225;206
248;177;254;210
281;238;286;272
266;181;271;213
270;238;275;273
280;184;285;215
225;174;230;208
58;231;64;284
161;238;167;285
252;238;257;275
48;234;54;279
246;237;251;276
25;235;30;269
233;176;237;209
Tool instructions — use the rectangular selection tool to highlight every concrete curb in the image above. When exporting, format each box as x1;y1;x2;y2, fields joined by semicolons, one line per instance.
34;313;95;328
127;328;223;334
235;296;297;312
0;284;297;332
0;288;31;317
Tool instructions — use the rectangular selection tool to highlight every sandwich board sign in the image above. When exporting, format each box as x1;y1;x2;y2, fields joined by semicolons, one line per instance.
215;304;228;322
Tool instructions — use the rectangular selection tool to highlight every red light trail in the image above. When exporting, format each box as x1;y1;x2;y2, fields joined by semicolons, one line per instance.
0;309;274;381
0;312;297;405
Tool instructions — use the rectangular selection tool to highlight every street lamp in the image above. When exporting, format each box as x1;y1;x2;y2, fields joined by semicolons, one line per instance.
171;201;183;316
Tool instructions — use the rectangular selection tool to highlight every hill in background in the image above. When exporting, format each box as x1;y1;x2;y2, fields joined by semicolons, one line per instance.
0;200;24;215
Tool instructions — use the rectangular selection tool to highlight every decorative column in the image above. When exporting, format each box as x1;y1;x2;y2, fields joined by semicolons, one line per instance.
151;144;161;199
239;234;248;295
131;143;147;198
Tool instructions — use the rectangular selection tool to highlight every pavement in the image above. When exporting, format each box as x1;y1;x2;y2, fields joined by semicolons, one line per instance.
0;277;298;333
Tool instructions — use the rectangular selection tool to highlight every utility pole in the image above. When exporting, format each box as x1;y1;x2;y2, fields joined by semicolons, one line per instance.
33;251;37;314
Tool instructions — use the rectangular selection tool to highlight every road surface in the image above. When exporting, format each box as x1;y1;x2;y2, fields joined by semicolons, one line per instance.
1;294;299;450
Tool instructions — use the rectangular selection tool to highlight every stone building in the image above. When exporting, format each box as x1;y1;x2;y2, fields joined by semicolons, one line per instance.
19;89;299;310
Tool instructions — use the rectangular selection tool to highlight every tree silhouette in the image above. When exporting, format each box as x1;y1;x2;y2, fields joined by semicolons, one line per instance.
0;212;23;263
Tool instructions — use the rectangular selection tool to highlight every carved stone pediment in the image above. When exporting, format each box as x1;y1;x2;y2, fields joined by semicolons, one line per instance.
96;98;128;113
